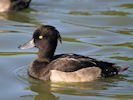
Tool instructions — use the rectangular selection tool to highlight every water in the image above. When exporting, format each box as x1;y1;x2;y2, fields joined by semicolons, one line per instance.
0;0;133;100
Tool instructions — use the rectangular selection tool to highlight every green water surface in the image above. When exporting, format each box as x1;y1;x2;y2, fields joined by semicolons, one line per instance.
0;0;133;100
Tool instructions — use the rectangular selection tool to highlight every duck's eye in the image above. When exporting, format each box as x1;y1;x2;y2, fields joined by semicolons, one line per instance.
39;35;43;39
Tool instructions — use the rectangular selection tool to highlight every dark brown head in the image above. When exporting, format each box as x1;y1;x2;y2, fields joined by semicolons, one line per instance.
19;25;62;59
33;25;61;48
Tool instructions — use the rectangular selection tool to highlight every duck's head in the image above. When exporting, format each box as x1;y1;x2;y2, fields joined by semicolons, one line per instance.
19;25;62;59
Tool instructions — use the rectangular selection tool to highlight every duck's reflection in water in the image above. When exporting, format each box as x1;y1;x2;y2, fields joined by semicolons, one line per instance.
16;66;127;100
26;75;127;100
28;79;59;100
0;10;39;25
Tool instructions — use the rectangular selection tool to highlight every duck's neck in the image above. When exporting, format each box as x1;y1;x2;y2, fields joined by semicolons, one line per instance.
37;43;57;61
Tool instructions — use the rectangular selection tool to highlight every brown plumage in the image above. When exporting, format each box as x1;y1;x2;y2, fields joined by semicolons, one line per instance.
0;0;31;12
19;25;128;82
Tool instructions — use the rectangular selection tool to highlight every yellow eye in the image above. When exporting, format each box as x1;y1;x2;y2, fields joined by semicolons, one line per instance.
39;36;43;39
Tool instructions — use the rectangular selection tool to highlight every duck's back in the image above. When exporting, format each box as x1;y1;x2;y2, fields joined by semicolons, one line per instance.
49;54;118;77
